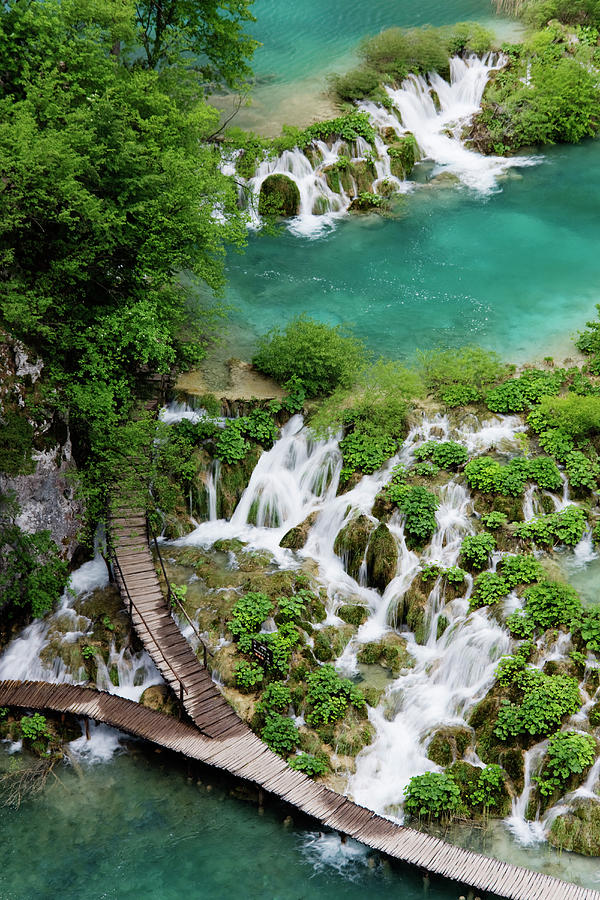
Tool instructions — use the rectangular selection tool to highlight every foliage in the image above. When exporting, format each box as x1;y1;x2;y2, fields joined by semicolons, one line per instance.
303;112;376;145
469;764;505;808
256;682;292;716
281;376;307;414
0;410;34;475
444;566;467;585
535;731;596;796
339;429;398;481
403;772;461;820
261;714;299;756
414;440;468;469
413;461;440;477
576;304;600;356
537;393;600;438
277;594;307;624
261;623;302;675
460;533;496;569
0;494;68;620
463;455;559;496
486;369;565;413
329;67;381;102
81;645;96;660
0;0;247;506
499;553;543;588
481;511;508;530
20;714;49;743
418;346;506;405
522;580;582;629
227;592;273;639
398;486;439;544
574;608;600;652
494;669;581;739
253;316;368;398
495;642;534;685
240;408;279;448
470;572;510;609
305;665;365;727
234;660;264;692
288;753;328;777
215;421;249;465
514;506;586;547
565;450;600;492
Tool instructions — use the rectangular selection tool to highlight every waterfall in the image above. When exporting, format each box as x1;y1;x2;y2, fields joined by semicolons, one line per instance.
231;54;540;236
505;742;549;845
206;459;221;521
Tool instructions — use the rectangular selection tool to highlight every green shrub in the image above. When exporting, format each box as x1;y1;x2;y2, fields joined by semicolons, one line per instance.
0;410;34;475
413;461;439;477
486;369;565;413
506;610;536;638
339;428;398;481
262;623;302;675
470;572;510;609
444;566;466;585
277;594;307;624
240;408;278;448
464;456;534;497
535;731;596;796
20;713;49;742
537;428;574;461
257;682;292;716
494;669;581;739
495;643;534;685
522;580;582;629
289;753;328;777
235;660;264;692
469;764;505;808
565;450;600;491
305;664;365;727
261;714;300;756
577;608;600;652
499;553;543;588
228;592;273;639
215;421;249;464
418;346;506;403
303;112;376;145
537;394;600;438
404;772;461;820
460;533;495;569
329;67;381;101
253;316;368;398
514;506;586;547
481;511;508;530
414;440;468;469
399;485;438;544
576;303;600;356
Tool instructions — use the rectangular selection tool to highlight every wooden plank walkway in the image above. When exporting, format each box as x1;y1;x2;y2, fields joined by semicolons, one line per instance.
2;679;599;900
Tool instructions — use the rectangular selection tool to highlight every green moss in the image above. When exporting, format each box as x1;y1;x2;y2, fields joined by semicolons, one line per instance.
366;523;398;591
217;446;262;520
313;631;333;662
279;512;318;550
333;514;374;580
0;409;34;475
427;726;472;767
549;799;600;856
337;604;368;626
388;134;418;178
258;174;301;217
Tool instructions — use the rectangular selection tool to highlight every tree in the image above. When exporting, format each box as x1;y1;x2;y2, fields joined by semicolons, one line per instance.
134;0;258;88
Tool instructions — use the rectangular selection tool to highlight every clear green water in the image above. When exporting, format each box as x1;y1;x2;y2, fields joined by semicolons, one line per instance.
223;139;600;366
0;743;455;900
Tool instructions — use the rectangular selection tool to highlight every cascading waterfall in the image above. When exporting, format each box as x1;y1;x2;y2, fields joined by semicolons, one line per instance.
232;54;539;236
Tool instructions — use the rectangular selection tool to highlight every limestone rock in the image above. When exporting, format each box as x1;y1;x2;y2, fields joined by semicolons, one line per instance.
333;514;375;581
258;174;300;217
366;523;398;591
549;799;600;856
280;512;318;550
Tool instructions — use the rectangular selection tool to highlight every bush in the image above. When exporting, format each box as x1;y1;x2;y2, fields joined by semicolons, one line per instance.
486;369;565;413
261;714;300;756
414;440;468;469
253;316;368;398
289;753;328;777
339;429;398;481
470;764;506;808
460;533;495;569
499;553;543;588
537;394;600;438
305;664;365;727
464;456;538;497
215;421;249;464
418;346;506;404
535;731;596;796
481;511;508;530
577;608;600;652
20;713;49;742
494;669;581;739
522;580;582;629
329;67;381;102
565;450;600;492
470;572;510;609
240;408;279;448
257;682;292;716
404;772;462;820
399;485;438;544
228;592;273;639
514;505;586;547
235;660;264;692
576;303;600;356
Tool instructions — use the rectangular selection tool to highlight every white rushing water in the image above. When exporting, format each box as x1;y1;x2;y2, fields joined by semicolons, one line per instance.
233;54;539;236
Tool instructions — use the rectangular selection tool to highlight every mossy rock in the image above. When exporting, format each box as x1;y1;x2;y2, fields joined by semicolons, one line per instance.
212;539;246;554
356;633;414;675
258;174;301;217
371;491;395;521
332;709;374;757
217;446;262;520
366;523;398;591
316;624;356;660
212;643;239;687
360;685;384;707
388;134;417;179
140;684;178;717
280;512;318;550
549;799;600;856
589;702;600;727
427;726;473;767
333;514;375;581
351;159;376;194
390;578;430;645
337;604;368;626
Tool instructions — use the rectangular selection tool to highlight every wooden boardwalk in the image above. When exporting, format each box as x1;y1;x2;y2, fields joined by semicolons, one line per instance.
2;679;599;900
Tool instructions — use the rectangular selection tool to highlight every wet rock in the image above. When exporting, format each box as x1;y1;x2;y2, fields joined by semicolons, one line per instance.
391;576;430;645
366;523;398;591
212;643;238;687
589;702;600;727
427;726;473;767
217;446;262;520
333;514;375;581
337;604;368;626
280;512;318;550
388;134;417;179
549;798;600;855
140;684;178;717
357;633;414;675
258;174;301;217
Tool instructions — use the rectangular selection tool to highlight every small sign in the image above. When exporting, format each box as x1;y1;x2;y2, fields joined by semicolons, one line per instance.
252;639;273;668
